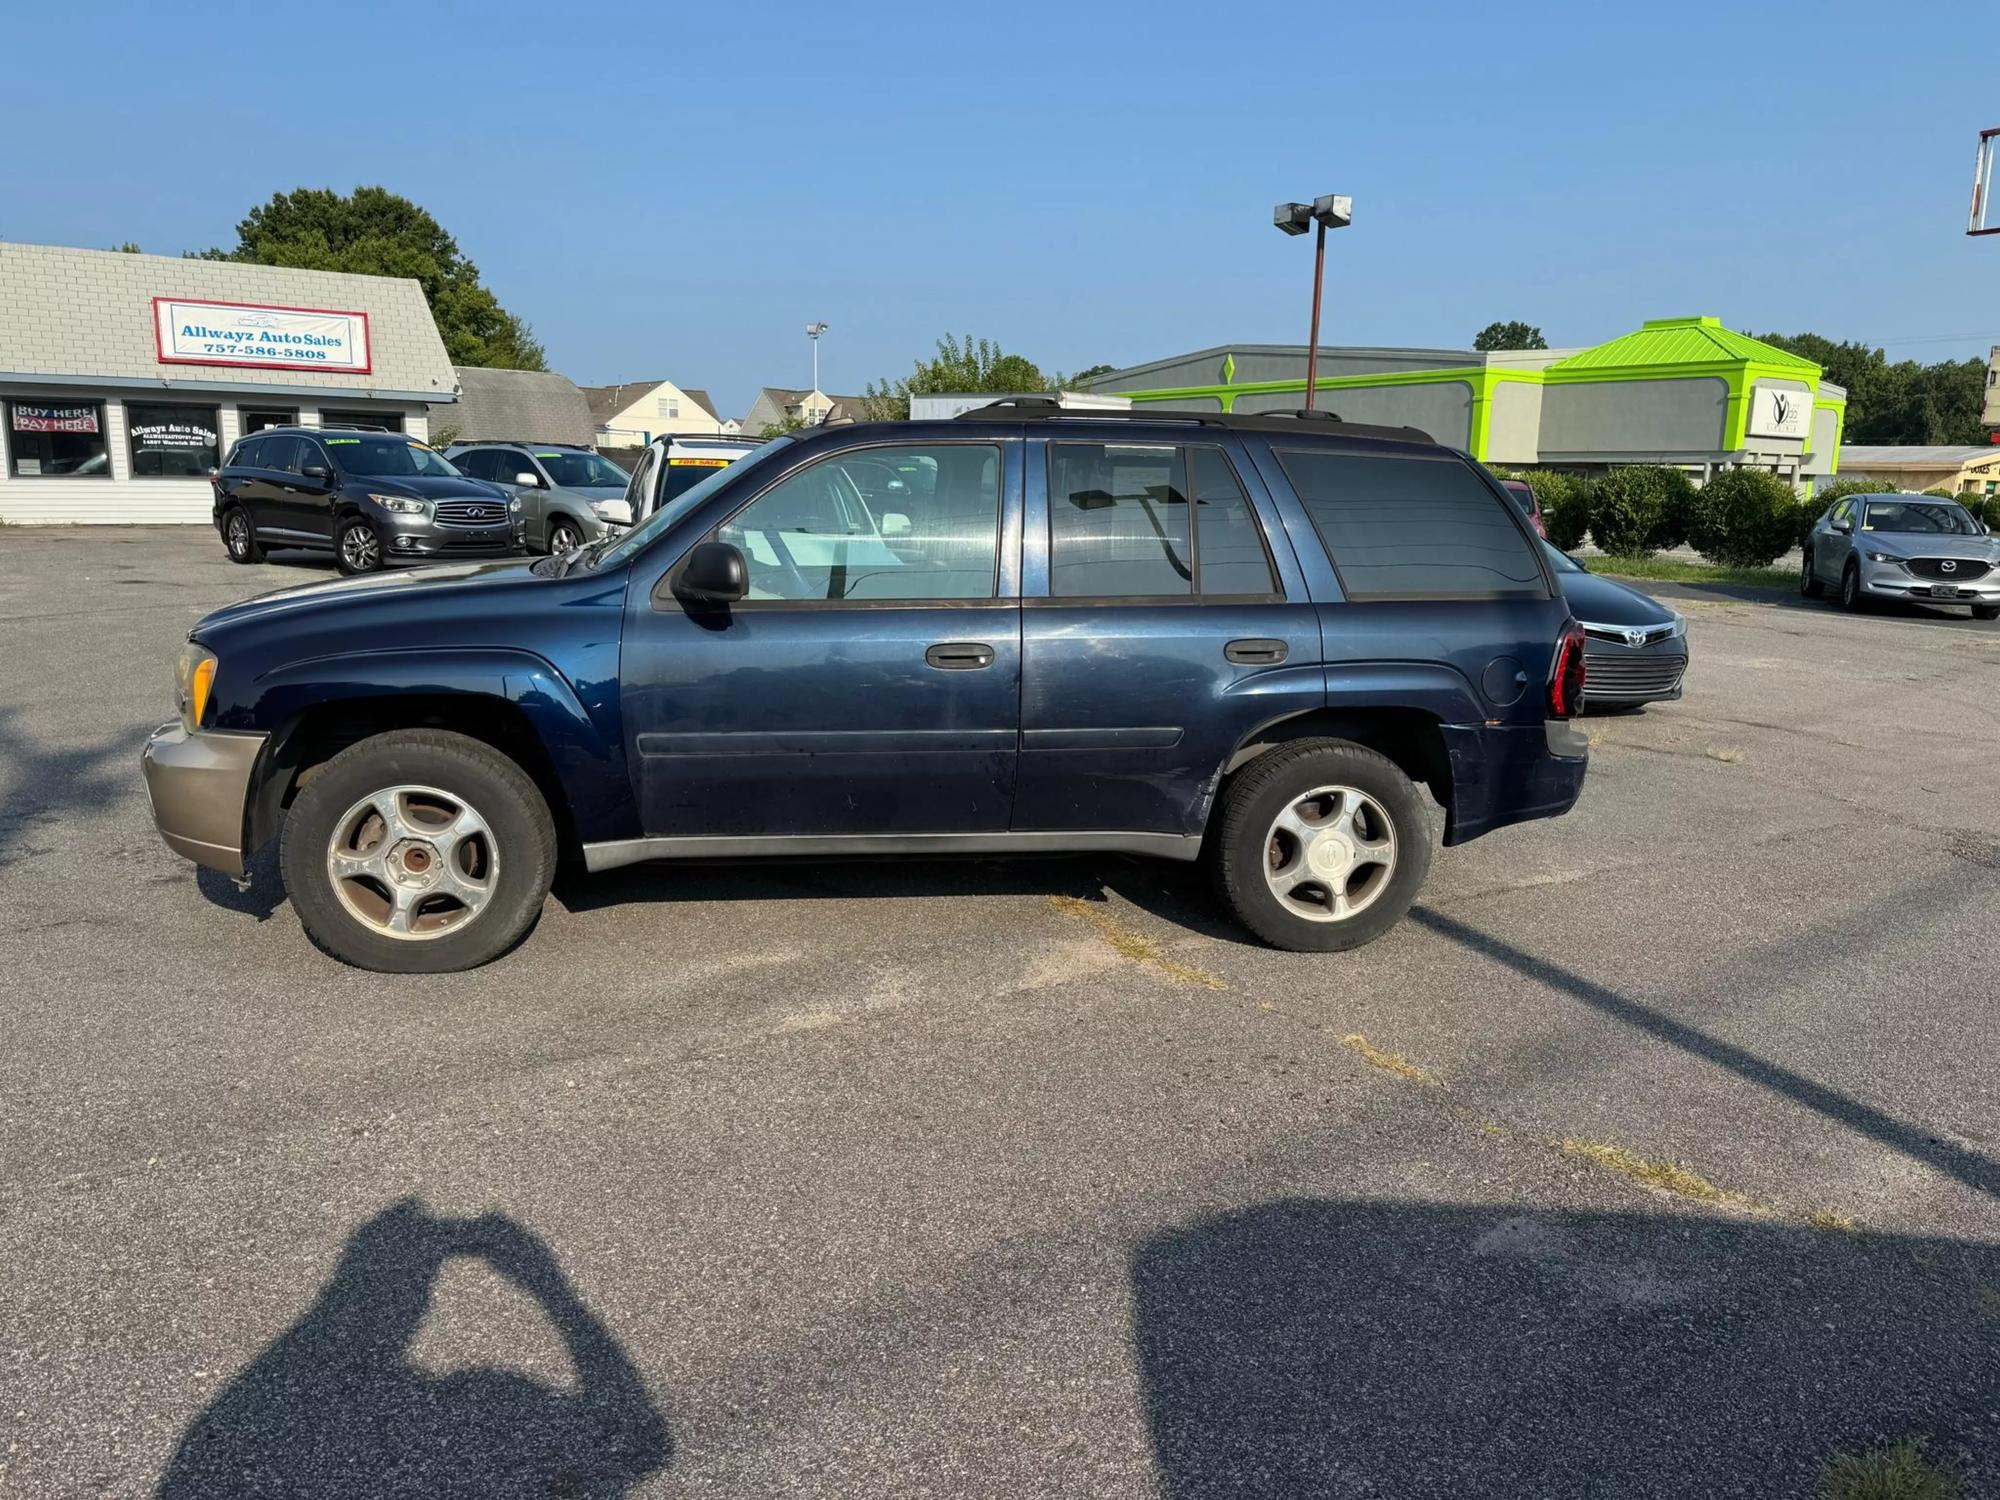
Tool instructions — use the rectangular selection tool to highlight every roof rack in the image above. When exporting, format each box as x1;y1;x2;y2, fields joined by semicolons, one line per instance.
951;400;1434;445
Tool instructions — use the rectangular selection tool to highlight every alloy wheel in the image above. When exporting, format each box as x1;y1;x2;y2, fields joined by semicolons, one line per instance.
325;784;499;940
550;523;582;554
227;512;251;557
342;524;381;572
1261;784;1398;923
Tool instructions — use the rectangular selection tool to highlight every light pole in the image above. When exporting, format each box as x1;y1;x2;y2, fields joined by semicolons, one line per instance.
1272;195;1352;411
805;322;828;412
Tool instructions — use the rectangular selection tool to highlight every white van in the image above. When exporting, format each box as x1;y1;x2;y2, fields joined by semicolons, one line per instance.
621;434;760;524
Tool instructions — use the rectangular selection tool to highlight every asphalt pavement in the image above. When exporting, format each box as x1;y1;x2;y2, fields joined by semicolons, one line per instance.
2;528;1996;1497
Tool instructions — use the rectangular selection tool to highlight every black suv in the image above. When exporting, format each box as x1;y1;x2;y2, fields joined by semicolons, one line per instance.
211;427;521;574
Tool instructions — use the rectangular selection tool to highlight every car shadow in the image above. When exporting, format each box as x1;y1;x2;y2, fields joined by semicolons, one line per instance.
194;840;287;921
157;1199;671;1499
549;853;1258;943
1133;1198;1994;1498
0;705;154;865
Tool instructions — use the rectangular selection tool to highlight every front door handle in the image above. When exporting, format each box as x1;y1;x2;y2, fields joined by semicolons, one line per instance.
1225;638;1288;665
926;641;994;671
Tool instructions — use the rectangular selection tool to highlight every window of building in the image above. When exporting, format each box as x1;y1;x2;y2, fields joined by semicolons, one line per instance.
718;442;1001;601
1277;448;1544;600
656;396;680;419
240;408;297;435
126;402;221;477
8;400;109;478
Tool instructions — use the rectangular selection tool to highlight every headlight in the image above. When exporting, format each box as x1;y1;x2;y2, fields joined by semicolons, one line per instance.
591;499;633;525
174;641;218;731
1865;551;1904;566
1666;612;1687;639
508;496;523;513
369;493;428;515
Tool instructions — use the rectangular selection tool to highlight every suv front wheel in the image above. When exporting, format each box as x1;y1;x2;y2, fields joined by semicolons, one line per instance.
280;729;557;972
1211;739;1433;952
336;516;384;575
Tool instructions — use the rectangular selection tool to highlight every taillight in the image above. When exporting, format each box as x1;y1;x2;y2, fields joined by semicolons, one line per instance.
1548;621;1586;718
1533;512;1547;538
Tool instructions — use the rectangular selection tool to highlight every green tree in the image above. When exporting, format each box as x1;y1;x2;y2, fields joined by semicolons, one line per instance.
201;186;546;370
1473;321;1547;352
1688;469;1800;567
864;334;1053;420
1066;363;1118;387
1756;333;1986;446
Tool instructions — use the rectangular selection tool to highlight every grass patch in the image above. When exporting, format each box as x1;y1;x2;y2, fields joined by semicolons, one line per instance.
1340;1033;1439;1086
1558;1138;1745;1207
1818;1438;1962;1500
1045;895;1226;990
1590;554;1794;589
1805;1208;1859;1233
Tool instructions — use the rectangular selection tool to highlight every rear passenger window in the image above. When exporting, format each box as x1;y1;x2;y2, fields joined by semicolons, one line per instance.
1277;449;1545;600
232;436;266;469
1050;443;1191;597
455;449;498;481
1048;443;1278;599
259;435;300;473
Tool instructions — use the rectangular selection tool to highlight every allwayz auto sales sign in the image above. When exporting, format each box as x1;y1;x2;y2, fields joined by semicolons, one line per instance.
153;297;372;373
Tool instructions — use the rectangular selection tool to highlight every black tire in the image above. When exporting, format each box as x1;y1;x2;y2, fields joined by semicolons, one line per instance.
280;729;556;973
336;516;384;575
1974;604;2000;621
223;507;264;564
1210;738;1433;953
547;518;585;555
1840;560;1866;613
1798;548;1823;598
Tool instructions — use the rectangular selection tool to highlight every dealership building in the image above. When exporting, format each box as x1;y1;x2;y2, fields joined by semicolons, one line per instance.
0;242;458;524
1080;317;1847;486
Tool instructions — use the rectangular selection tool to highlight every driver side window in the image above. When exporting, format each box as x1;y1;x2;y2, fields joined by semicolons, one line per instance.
716;443;1001;602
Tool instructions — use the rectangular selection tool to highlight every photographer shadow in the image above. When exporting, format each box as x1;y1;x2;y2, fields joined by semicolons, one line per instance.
158;1199;670;1499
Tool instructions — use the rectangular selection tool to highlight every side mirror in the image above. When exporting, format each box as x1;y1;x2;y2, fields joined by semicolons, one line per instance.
301;463;331;482
514;472;541;487
673;541;748;606
1832;517;1851;534
881;511;912;536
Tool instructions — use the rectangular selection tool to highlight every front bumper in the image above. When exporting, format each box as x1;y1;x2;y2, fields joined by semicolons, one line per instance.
1860;560;2000;603
141;722;267;877
1583;639;1689;704
374;509;521;563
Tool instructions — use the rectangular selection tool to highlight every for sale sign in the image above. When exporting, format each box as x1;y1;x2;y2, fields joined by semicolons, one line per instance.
153;297;372;373
11;403;98;433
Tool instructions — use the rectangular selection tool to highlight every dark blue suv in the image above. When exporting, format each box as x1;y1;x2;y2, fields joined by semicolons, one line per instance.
143;407;1589;972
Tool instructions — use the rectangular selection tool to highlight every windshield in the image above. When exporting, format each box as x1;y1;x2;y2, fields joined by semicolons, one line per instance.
327;436;460;478
535;450;629;488
1862;499;1979;535
1540;540;1584;574
588;437;795;570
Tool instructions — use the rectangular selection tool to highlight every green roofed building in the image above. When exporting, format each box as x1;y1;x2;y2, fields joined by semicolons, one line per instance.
1079;317;1845;487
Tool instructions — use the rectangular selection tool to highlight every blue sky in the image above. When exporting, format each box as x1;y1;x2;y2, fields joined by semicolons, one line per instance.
2;0;1992;417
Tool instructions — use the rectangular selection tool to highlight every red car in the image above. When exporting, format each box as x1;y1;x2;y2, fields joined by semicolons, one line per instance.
1500;478;1547;538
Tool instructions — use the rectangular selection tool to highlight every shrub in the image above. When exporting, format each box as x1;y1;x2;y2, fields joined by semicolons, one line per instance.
1589;466;1687;557
1688;469;1802;567
1510;469;1590;550
1922;486;1954;498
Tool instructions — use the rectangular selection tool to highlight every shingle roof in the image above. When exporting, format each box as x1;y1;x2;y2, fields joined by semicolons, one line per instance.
680;388;720;422
434;366;595;446
582;381;669;425
1551;317;1820;375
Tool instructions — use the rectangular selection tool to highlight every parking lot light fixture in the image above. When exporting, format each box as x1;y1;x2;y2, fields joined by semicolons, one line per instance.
1272;194;1353;411
806;322;829;409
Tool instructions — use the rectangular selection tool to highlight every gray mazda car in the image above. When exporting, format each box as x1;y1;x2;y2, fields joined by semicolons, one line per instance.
1802;492;2000;620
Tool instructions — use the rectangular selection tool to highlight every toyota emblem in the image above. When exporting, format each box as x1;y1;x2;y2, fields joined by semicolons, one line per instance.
1623;626;1648;647
1941;559;1958;573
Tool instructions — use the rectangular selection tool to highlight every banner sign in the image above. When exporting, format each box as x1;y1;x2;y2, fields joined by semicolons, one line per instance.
1746;384;1812;440
12;403;99;433
131;420;217;449
153;297;372;373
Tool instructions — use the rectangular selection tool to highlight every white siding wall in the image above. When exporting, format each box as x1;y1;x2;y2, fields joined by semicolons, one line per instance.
0;393;428;523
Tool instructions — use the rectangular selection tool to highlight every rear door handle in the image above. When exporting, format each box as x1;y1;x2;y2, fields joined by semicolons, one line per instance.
1225;638;1288;665
926;641;994;671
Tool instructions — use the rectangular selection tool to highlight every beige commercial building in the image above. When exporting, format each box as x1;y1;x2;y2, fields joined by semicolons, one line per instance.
1833;445;2000;501
0;242;456;524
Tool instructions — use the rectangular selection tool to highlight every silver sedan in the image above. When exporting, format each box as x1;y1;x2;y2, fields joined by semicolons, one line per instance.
1802;493;2000;620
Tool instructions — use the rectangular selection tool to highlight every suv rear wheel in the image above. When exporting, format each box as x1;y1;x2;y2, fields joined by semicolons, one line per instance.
547;518;585;554
280;729;556;972
1211;739;1433;952
223;507;264;564
336;516;383;575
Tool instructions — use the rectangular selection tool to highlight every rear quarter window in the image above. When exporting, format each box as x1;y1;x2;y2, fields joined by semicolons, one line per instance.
1276;448;1547;600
